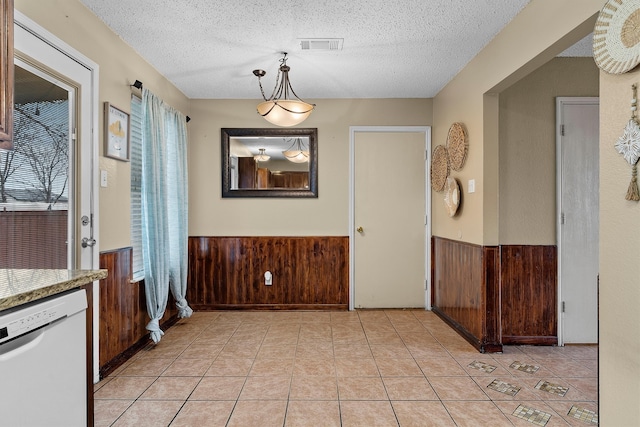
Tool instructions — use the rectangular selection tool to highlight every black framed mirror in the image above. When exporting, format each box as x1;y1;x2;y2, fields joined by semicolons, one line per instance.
221;128;318;198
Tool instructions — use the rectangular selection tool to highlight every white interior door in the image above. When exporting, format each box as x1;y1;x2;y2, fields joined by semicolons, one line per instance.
14;12;100;378
350;127;431;309
557;97;599;344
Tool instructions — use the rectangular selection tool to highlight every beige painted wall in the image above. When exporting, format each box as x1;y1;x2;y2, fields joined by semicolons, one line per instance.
432;0;602;245
15;0;190;252
599;68;640;426
432;0;639;423
15;1;640;423
499;57;599;245
14;3;433;241
188;98;432;236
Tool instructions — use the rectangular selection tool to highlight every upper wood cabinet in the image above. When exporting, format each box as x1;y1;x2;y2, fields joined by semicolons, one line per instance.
0;0;13;149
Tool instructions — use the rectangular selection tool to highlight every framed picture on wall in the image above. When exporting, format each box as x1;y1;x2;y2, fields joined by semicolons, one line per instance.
104;102;130;161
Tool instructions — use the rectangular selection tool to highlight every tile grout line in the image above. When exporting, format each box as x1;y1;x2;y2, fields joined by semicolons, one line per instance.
96;310;597;426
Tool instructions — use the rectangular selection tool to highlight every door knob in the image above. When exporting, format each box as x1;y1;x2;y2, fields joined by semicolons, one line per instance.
81;237;96;248
356;226;364;233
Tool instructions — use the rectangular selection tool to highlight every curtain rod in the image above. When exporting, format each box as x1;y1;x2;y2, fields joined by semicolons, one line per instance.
130;79;191;123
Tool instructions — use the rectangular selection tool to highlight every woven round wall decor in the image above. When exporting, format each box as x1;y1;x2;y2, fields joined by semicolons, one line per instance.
446;122;468;171
593;0;640;74
430;145;449;192
443;176;460;217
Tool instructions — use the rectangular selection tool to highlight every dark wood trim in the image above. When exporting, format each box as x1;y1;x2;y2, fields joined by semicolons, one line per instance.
98;314;178;379
190;304;348;311
432;305;484;351
0;0;13;148
502;335;558;346
188;236;348;309
431;237;502;353
483;245;501;349
500;245;557;344
99;248;178;378
432;237;558;352
430;236;436;308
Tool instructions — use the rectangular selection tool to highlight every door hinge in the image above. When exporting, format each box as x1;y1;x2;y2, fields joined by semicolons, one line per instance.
562;301;565;313
560;124;565;136
560;213;565;224
72;128;77;141
425;279;428;290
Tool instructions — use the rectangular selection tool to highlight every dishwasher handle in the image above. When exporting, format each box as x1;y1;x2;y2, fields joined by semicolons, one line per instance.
0;328;45;361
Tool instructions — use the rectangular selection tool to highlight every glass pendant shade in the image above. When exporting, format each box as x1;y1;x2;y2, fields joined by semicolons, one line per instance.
282;137;310;163
257;100;314;127
253;53;315;127
254;148;270;162
283;149;309;163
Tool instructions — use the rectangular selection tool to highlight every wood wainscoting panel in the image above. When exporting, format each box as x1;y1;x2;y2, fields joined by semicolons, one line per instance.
99;248;177;377
188;236;349;310
431;237;501;352
500;245;557;345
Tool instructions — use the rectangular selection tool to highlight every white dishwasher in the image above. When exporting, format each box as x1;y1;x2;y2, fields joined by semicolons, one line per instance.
0;289;87;426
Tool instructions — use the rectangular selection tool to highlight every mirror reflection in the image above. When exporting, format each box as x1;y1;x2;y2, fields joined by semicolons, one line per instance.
221;128;318;198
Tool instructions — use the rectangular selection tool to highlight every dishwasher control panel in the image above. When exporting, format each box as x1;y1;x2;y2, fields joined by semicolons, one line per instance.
0;303;65;344
0;290;86;346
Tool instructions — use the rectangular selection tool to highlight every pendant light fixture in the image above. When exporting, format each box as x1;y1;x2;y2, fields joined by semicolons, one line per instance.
254;148;270;162
253;52;315;127
282;137;310;163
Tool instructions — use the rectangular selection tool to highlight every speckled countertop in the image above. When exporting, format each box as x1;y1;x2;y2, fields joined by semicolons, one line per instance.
0;269;108;311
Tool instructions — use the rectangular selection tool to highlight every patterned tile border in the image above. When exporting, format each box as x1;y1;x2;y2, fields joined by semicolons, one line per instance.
510;360;540;374
487;379;521;396
535;380;569;397
468;360;497;373
513;404;552;426
568;405;598;425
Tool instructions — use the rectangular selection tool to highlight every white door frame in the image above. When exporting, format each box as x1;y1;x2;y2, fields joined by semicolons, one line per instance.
555;96;599;346
349;126;432;311
15;11;101;380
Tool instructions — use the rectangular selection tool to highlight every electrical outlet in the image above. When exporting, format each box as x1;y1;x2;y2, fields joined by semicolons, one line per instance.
100;170;108;187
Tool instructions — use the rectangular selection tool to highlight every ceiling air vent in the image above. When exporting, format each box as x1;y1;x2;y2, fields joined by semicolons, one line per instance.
298;38;344;51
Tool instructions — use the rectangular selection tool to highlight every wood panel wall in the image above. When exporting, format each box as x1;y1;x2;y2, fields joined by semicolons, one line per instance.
431;237;501;352
188;236;349;310
431;237;559;351
500;245;557;345
99;247;177;378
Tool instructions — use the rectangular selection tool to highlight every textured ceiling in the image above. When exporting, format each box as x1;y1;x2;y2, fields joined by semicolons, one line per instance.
79;0;590;100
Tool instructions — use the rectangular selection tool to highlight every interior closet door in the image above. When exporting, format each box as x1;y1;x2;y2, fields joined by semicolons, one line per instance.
352;129;429;308
557;97;599;344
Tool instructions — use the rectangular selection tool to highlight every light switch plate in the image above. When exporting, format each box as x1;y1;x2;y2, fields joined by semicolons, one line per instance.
100;170;108;187
468;179;475;193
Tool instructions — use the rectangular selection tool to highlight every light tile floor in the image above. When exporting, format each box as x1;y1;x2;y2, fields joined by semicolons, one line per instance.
94;310;598;426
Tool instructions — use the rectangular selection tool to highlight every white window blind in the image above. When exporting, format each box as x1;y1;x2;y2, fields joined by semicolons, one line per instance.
130;94;144;281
